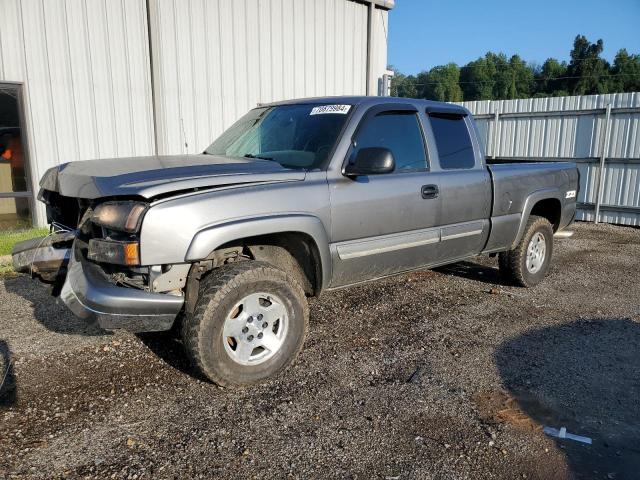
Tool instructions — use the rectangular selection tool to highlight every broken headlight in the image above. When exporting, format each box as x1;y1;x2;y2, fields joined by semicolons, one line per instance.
92;201;148;233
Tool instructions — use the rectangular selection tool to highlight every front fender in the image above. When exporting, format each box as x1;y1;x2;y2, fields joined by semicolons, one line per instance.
185;214;332;290
512;188;563;248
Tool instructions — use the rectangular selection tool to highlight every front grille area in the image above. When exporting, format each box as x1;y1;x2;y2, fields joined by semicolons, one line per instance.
41;190;150;290
40;189;89;231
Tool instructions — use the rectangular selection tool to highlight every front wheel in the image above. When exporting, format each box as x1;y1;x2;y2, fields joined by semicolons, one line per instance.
498;215;553;287
181;261;309;387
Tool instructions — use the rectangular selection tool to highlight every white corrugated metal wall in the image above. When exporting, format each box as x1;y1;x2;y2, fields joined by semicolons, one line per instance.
0;0;155;226
460;93;640;226
148;0;386;156
0;0;390;226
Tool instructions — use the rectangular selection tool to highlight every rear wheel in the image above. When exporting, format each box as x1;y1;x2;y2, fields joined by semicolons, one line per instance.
181;261;308;387
499;215;553;287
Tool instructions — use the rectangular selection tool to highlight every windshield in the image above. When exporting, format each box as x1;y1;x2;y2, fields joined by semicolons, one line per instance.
204;103;352;170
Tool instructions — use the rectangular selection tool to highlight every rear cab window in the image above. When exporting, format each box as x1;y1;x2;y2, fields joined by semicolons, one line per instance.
351;111;427;172
428;113;476;169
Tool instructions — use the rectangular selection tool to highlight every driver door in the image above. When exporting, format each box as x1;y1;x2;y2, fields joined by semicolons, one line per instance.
328;105;442;287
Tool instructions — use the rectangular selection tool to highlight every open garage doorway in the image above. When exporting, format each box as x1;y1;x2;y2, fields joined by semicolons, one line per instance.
0;83;32;230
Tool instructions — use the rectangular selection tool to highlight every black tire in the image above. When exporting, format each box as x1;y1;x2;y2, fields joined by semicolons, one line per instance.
498;215;553;287
181;261;308;387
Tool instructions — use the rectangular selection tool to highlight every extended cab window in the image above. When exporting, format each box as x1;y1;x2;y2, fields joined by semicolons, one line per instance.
429;113;476;169
352;111;427;172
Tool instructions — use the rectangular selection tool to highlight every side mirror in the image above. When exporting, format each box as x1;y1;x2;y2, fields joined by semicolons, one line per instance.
344;147;395;176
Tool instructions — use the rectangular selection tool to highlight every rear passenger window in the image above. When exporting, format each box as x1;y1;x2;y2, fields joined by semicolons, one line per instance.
429;113;475;169
352;112;427;172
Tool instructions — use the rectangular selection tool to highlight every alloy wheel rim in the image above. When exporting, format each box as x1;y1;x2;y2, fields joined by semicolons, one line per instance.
526;232;546;274
222;292;288;366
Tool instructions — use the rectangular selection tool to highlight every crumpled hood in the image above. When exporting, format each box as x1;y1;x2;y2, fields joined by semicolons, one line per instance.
40;154;306;199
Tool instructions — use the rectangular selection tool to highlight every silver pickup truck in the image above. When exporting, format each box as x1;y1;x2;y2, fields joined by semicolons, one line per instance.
13;96;578;386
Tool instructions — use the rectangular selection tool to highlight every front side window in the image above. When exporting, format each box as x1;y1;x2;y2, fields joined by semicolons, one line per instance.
205;103;351;170
350;112;427;172
429;113;476;169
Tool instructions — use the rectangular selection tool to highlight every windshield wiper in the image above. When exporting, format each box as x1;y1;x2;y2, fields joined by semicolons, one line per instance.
243;153;274;161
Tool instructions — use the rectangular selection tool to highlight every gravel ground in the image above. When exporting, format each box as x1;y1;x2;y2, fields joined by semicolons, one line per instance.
1;221;639;479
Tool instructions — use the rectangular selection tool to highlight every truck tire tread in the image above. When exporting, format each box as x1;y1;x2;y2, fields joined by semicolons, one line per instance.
181;261;308;387
498;215;553;287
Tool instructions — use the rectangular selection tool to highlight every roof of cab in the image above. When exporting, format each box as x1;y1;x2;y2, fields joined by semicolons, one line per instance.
262;95;471;116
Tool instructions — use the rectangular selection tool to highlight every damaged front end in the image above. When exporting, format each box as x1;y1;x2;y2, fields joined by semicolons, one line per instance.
11;230;76;284
12;186;89;287
12;183;185;332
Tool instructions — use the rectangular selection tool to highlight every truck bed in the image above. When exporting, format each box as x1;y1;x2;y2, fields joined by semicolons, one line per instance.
488;161;579;219
481;161;579;253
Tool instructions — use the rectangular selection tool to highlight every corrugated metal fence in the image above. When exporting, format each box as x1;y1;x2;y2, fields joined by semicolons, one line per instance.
459;93;640;226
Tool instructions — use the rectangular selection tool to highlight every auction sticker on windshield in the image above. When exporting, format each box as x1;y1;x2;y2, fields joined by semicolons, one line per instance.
310;105;351;115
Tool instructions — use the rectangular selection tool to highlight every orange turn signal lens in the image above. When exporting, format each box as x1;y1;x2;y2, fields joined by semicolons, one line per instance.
88;239;140;266
122;242;140;266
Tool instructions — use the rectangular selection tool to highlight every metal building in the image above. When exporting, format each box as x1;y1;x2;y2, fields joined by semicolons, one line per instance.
0;0;393;228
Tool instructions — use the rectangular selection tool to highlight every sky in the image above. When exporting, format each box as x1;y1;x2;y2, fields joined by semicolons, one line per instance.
388;0;640;74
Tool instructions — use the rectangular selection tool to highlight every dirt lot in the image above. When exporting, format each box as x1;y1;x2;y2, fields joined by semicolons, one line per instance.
1;222;639;479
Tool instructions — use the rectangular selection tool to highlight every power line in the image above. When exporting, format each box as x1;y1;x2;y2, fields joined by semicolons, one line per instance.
398;73;640;87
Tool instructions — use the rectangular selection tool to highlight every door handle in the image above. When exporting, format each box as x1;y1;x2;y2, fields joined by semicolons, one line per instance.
421;184;439;199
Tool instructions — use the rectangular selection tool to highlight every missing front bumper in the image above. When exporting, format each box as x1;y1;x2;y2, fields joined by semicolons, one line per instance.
59;244;184;332
13;234;184;332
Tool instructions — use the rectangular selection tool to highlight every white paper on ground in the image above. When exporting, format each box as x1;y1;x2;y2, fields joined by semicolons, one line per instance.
543;426;592;445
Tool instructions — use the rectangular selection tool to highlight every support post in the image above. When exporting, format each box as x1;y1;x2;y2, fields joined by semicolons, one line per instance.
594;104;613;224
491;110;500;159
146;0;160;156
365;2;375;95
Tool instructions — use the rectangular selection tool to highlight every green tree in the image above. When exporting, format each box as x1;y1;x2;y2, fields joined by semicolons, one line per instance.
610;48;640;92
389;34;639;102
536;58;569;95
567;35;610;94
508;55;535;98
420;63;463;101
458;52;535;101
459;55;496;101
487;52;512;99
388;66;418;98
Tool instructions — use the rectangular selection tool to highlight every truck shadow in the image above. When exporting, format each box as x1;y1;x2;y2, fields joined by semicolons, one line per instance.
4;275;108;336
495;318;640;479
136;330;208;382
434;260;512;287
0;339;16;407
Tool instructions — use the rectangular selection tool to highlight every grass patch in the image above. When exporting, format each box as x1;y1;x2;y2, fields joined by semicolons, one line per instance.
0;261;18;279
0;228;49;256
